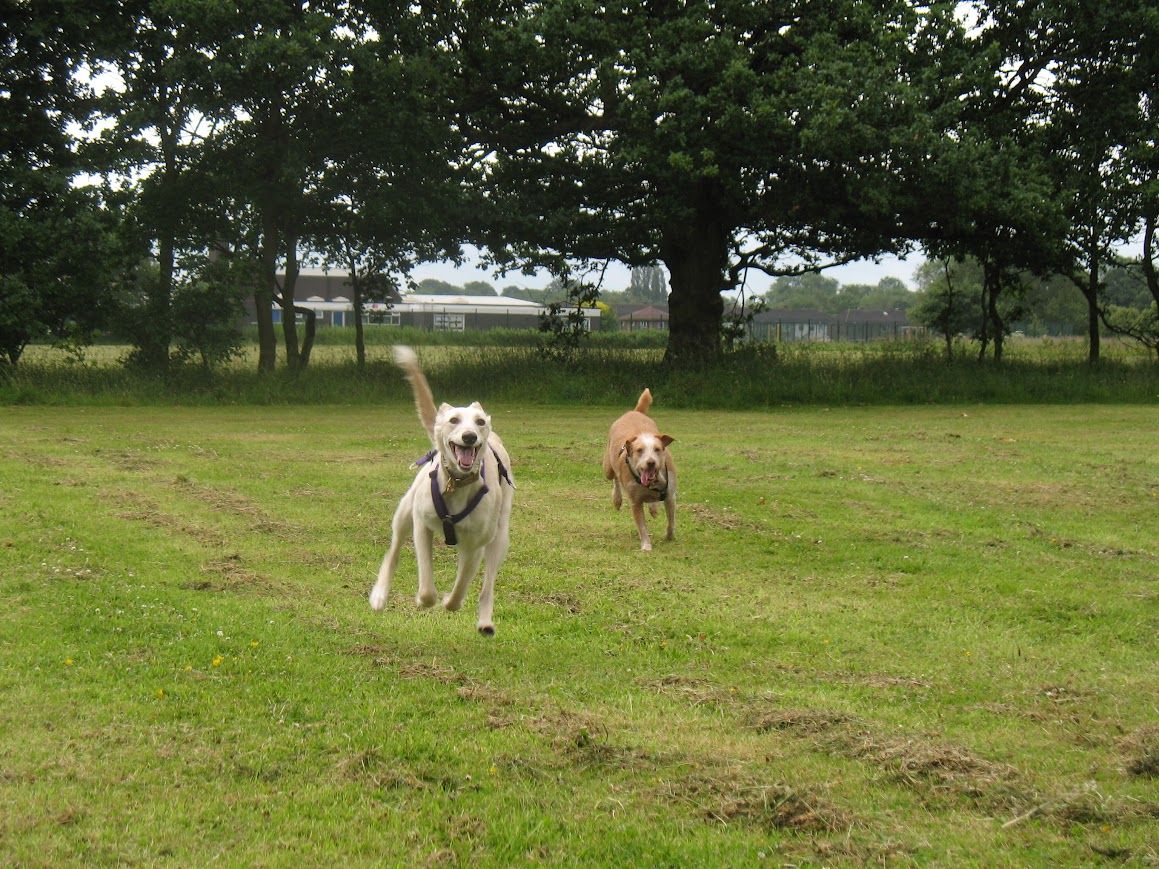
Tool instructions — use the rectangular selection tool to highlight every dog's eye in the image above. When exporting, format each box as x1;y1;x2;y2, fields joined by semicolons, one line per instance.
449;416;460;425
475;418;485;427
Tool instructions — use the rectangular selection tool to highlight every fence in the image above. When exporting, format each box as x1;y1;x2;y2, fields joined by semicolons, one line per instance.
747;319;929;343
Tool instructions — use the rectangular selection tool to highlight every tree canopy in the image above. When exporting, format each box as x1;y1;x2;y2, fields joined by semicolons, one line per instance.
458;0;977;363
2;0;1155;369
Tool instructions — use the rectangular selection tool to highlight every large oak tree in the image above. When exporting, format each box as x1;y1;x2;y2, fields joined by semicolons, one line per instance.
458;0;974;365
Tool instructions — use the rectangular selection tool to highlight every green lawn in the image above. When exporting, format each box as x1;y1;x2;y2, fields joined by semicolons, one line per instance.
1;403;1155;865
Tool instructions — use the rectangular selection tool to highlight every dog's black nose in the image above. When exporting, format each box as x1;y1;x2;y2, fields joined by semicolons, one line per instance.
461;432;478;445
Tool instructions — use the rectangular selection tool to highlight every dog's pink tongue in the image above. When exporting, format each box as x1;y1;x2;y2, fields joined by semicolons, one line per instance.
640;468;656;486
454;445;476;469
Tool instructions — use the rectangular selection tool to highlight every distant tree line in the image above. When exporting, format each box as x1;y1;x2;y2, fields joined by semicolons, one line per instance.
2;1;1155;371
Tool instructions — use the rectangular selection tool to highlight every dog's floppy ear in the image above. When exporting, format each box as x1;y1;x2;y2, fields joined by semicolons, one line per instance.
659;434;675;448
437;402;453;417
469;401;484;410
622;435;638;454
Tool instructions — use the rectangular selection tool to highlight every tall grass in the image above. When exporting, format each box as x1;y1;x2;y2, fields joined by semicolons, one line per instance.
3;336;1155;406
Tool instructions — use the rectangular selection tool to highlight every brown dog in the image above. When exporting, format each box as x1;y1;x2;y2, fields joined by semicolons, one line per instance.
602;388;676;551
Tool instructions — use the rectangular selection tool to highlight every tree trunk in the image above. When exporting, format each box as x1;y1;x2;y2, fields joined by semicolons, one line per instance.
986;263;1005;362
976;262;991;362
1082;236;1101;364
293;304;316;367
142;119;179;372
145;232;175;371
352;272;366;372
1141;214;1158;309
1084;270;1100;365
280;232;303;372
256;213;279;374
659;200;730;368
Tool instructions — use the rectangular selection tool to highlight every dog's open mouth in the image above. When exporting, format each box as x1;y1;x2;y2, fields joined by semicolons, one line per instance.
452;443;479;471
638;467;657;487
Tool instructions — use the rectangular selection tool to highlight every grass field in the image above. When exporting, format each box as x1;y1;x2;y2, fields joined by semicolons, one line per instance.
1;400;1156;865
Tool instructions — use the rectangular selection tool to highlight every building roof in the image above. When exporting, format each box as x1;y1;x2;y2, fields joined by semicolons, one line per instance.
402;293;540;308
619;305;670;320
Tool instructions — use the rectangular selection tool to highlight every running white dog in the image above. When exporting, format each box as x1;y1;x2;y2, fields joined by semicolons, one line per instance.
368;346;514;635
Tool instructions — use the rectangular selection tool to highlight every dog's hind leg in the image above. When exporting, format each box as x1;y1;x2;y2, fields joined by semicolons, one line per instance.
414;522;438;608
369;494;413;611
612;478;623;510
442;545;484;613
664;496;676;541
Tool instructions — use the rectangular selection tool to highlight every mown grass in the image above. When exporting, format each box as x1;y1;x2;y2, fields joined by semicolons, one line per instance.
1;402;1155;865
3;335;1157;408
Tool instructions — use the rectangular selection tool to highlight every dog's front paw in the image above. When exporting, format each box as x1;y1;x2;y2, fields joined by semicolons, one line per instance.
640;541;652;552
477;622;495;637
442;593;462;612
368;587;388;611
416;590;437;608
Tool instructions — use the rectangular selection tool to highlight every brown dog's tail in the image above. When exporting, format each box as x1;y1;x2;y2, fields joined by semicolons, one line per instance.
634;388;653;415
393;345;438;443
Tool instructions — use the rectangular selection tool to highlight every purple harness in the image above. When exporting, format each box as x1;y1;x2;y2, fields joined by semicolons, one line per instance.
416;447;513;545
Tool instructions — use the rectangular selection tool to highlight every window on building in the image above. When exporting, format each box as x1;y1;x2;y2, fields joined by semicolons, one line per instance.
433;313;465;332
364;311;401;326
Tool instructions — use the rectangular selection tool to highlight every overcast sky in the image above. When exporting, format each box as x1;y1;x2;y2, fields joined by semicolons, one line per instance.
410;248;924;296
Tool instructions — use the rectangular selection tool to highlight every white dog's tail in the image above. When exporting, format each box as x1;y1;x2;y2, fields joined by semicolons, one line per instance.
393;345;438;441
634;388;653;415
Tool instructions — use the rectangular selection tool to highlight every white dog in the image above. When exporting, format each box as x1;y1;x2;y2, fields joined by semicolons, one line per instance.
368;346;514;635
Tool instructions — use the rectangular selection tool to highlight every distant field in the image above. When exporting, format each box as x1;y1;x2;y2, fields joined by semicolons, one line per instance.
1;403;1155;864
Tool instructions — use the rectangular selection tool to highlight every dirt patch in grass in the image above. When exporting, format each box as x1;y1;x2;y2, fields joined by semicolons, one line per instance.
93;447;159;473
343;647;519;728
639;674;738;709
845;733;1020;805
111;490;229;548
744;701;1023;810
748;707;853;736
767;661;933;692
657;769;849;833
186;554;279;594
171;478;299;537
338;750;477;795
686;503;769;533
1122;726;1159;778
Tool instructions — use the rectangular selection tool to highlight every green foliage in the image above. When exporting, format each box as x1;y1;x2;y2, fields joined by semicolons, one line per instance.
911;259;983;357
536;279;601;366
169;258;249;371
464;1;976;362
1102;304;1159;358
626;265;668;305
0;186;128;365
